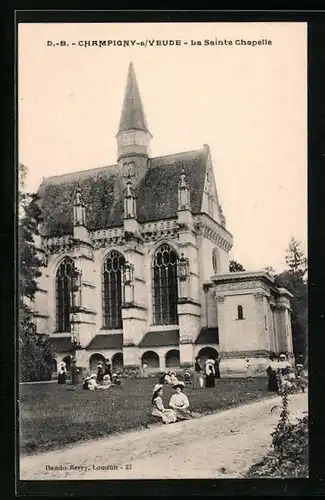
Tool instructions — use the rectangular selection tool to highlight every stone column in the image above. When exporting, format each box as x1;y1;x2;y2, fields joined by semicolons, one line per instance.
71;243;96;349
215;294;227;352
253;292;268;350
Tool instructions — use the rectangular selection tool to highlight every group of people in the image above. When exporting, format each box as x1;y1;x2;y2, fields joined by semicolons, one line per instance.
267;352;307;393
193;356;220;388
82;358;122;390
151;378;199;424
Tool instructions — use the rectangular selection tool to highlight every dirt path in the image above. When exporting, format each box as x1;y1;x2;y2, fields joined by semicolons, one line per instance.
20;392;308;480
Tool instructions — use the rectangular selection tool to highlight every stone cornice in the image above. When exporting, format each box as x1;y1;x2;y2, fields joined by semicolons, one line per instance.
178;298;201;307
221;350;270;359
122;302;147;311
194;214;233;252
140;219;179;242
214;280;269;293
82;280;96;289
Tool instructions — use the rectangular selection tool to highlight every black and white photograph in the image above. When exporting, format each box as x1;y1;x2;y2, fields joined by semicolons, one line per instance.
18;21;308;481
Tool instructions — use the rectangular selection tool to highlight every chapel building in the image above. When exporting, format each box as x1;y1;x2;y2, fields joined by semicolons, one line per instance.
32;62;294;377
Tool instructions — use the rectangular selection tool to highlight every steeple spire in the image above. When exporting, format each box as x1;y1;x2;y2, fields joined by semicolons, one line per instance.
118;61;150;134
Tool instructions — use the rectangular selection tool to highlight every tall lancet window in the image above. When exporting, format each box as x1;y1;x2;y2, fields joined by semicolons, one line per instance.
56;257;75;333
102;251;125;329
152;244;179;325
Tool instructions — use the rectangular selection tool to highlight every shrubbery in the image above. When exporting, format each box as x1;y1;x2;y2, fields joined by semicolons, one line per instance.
246;385;308;480
114;367;142;379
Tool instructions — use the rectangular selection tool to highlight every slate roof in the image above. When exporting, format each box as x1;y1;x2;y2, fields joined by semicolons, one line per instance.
49;336;73;353
86;334;123;350
118;61;150;134
37;147;209;237
139;329;180;348
195;327;219;345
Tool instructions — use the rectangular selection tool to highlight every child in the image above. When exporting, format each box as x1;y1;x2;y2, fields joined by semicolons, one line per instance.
151;384;177;424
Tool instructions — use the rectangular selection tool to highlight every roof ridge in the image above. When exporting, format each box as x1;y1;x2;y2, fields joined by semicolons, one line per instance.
150;148;204;163
40;163;118;184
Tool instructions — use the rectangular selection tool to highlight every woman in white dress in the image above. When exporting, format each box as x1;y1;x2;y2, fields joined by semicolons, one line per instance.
169;381;193;420
151;384;177;424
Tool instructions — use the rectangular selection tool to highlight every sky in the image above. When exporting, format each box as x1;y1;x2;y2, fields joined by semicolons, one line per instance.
18;22;307;273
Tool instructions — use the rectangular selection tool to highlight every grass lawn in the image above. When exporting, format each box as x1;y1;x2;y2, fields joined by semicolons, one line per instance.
19;377;274;455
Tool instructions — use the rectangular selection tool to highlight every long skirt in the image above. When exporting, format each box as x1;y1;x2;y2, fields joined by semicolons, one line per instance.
267;372;278;392
173;408;193;420
152;408;177;424
193;371;201;388
58;372;66;384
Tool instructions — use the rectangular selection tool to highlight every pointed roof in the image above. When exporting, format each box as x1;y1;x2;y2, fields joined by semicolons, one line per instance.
117;61;150;134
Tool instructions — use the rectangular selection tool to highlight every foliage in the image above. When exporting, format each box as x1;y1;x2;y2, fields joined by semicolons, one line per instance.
247;370;308;478
285;237;308;278
19;164;56;381
274;238;308;360
20;377;273;454
19;305;55;382
114;367;143;379
246;413;308;478
229;260;245;272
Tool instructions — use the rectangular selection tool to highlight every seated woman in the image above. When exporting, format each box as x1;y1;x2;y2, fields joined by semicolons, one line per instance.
151;384;177;424
98;374;111;389
169;381;193;420
112;373;122;386
82;375;91;390
88;374;99;391
169;371;179;385
266;353;279;392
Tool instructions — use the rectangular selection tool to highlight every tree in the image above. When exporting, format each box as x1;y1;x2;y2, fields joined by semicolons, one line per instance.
274;238;308;362
19;164;55;381
229;260;245;272
285;237;308;278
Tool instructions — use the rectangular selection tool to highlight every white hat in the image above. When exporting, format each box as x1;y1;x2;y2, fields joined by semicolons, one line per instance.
90;373;97;379
279;353;287;359
84;376;91;381
172;380;185;389
152;383;163;393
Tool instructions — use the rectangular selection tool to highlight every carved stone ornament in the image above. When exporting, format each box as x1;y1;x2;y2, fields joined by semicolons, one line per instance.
215;294;225;303
253;292;265;302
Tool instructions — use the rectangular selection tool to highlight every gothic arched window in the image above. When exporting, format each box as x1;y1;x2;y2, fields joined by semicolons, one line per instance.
56;257;75;333
102;251;125;329
152;244;179;325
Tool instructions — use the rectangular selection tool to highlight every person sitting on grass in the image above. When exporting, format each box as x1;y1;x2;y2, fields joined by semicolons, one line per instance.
88;374;99;391
112;372;122;386
169;381;194;420
100;374;111;389
169;371;179;385
151;384;177;424
82;375;91;390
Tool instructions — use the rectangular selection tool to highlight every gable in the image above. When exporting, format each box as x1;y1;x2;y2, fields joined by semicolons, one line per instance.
201;149;224;225
37;147;208;237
